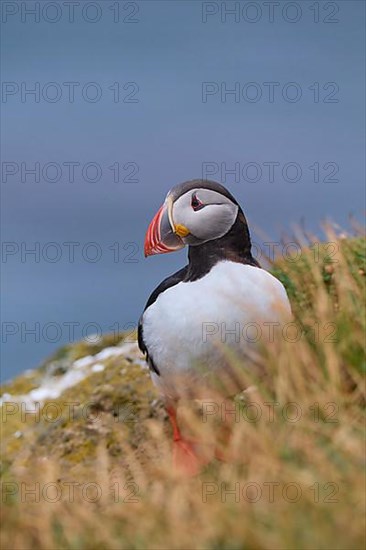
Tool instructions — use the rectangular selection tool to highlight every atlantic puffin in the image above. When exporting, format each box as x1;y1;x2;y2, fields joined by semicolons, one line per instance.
138;180;291;474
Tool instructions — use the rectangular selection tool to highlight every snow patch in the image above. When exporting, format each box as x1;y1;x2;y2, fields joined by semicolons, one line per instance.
91;363;105;373
94;347;126;361
27;368;88;402
0;341;145;406
74;356;94;369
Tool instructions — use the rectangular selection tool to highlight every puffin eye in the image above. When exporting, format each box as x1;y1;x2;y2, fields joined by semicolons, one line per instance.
191;192;204;211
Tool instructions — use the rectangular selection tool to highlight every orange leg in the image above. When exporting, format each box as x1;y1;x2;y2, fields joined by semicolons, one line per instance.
166;403;211;477
166;404;181;442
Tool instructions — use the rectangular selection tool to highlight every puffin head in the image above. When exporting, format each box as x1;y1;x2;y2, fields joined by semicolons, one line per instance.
144;180;243;257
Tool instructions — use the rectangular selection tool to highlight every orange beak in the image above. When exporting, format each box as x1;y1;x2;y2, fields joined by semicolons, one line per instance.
144;202;185;257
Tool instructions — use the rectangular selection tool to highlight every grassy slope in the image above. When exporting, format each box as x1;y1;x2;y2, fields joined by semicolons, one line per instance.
1;234;365;550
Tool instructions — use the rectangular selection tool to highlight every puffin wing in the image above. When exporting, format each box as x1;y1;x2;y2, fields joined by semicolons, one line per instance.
138;265;188;375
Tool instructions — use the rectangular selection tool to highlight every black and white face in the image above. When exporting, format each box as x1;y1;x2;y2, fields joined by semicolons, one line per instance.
144;180;240;256
170;187;239;246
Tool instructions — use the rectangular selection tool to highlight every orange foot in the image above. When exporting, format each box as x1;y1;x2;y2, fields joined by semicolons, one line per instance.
172;438;212;477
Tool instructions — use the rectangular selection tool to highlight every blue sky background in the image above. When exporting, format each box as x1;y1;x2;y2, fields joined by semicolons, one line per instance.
1;0;365;381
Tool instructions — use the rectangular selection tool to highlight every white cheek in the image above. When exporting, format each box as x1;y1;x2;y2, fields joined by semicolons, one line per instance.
175;204;238;241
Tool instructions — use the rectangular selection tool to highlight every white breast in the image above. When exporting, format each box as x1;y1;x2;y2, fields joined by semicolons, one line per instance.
142;261;291;399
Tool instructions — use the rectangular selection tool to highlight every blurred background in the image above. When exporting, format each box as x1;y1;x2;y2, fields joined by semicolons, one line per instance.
1;0;365;381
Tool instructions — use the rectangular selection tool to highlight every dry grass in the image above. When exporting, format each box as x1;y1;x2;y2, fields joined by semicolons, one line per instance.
1;230;365;550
